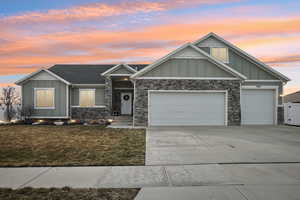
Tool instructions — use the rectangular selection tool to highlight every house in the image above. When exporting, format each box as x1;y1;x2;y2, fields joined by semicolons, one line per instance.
15;33;290;126
284;91;300;103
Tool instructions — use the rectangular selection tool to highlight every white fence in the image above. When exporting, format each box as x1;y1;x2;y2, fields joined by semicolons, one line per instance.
284;103;300;126
0;109;4;121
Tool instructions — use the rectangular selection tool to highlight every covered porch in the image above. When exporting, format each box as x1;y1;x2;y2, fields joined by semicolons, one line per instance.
111;76;134;116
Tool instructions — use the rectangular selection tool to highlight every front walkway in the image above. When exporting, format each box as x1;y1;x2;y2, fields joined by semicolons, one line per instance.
107;116;133;128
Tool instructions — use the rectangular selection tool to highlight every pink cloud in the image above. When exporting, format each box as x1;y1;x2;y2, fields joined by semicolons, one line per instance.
260;54;300;65
1;4;300;77
0;0;240;25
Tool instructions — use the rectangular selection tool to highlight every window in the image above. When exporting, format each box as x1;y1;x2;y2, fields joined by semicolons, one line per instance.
79;89;95;107
211;48;229;63
34;88;55;109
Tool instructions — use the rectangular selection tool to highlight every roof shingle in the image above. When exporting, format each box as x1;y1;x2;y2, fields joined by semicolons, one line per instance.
48;64;148;84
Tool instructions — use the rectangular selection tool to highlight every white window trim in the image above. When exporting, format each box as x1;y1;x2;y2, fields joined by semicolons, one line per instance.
34;88;55;109
241;85;278;125
147;90;228;127
79;88;96;108
71;105;106;108
210;47;229;64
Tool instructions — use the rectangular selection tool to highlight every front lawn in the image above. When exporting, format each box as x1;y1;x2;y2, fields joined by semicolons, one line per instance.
0;187;139;200
0;125;145;167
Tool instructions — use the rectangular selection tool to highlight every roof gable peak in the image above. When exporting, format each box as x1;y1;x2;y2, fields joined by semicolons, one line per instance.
101;63;137;76
193;32;290;82
15;68;70;85
131;42;246;79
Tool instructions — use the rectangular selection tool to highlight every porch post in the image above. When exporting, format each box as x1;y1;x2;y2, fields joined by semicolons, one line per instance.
104;77;113;115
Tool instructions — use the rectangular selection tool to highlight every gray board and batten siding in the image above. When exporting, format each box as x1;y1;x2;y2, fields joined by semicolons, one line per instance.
197;37;279;80
142;59;235;78
22;80;67;117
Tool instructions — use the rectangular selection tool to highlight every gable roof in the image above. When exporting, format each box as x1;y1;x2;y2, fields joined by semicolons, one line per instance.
284;91;300;103
101;63;137;76
48;64;148;84
15;68;71;85
193;32;290;82
131;43;247;79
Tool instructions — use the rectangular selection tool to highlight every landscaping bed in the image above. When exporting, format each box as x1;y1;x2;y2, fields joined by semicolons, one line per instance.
0;187;139;200
0;125;145;167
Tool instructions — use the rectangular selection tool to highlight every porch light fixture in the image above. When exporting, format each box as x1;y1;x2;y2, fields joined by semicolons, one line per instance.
38;120;44;123
123;77;129;81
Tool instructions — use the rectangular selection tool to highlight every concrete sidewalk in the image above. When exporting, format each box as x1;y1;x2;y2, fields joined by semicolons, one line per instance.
135;185;300;200
1;163;300;189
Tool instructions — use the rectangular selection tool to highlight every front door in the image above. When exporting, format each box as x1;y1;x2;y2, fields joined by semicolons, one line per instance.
121;92;132;115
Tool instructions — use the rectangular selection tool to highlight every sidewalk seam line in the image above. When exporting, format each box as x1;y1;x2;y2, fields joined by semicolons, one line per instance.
18;167;53;189
163;166;172;187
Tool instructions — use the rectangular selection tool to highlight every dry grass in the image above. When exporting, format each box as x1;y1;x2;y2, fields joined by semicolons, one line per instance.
0;125;145;167
0;187;139;200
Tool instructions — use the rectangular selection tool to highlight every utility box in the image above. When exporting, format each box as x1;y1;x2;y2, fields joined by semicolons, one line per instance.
284;103;300;126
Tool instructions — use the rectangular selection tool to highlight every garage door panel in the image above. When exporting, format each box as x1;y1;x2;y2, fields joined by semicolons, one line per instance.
149;91;226;126
241;89;275;125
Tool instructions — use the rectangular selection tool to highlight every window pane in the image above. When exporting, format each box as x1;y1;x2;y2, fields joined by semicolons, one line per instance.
211;48;228;63
36;89;54;108
79;90;95;107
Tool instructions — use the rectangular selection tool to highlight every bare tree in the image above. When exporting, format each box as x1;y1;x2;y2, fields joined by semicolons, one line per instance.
20;105;33;120
0;86;20;122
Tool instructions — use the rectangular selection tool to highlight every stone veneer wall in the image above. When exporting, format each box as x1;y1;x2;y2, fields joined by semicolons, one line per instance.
277;106;284;125
71;107;109;120
134;79;241;126
104;78;112;114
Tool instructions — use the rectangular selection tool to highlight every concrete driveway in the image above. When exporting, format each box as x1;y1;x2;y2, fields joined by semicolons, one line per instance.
146;126;300;165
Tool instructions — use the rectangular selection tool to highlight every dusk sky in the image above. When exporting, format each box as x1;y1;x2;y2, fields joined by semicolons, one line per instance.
0;0;299;94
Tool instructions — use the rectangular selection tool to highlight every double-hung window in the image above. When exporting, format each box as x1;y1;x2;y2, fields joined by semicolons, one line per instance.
79;89;95;107
34;88;55;109
211;47;229;63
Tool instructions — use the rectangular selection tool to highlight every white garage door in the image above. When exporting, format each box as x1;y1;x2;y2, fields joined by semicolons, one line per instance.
241;89;275;125
148;91;226;126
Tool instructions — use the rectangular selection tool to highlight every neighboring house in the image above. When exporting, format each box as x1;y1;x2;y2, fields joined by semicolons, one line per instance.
284;91;300;103
15;33;290;126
